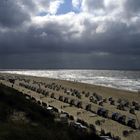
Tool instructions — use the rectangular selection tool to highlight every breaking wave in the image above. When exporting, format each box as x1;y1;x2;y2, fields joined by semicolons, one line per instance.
1;70;140;92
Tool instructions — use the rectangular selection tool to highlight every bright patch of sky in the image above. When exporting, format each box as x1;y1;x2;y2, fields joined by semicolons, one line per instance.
57;0;73;14
37;11;47;16
37;0;81;16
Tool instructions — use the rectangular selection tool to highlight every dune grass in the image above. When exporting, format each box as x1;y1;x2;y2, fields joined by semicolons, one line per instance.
0;84;100;140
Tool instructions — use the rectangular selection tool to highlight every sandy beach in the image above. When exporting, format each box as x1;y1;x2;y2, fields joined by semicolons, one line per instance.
0;73;140;140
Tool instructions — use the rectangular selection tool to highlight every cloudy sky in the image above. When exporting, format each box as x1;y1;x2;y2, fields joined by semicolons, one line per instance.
0;0;140;69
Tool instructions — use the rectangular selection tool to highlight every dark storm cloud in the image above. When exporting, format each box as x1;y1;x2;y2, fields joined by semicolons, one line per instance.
0;0;30;27
0;0;140;69
1;20;140;56
125;0;140;13
83;0;104;11
74;18;140;56
0;20;140;55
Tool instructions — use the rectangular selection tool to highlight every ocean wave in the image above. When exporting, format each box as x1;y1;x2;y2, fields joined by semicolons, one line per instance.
1;70;140;92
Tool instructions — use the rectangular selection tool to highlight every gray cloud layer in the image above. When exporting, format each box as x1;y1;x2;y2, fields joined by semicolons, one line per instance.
0;0;140;69
0;0;30;27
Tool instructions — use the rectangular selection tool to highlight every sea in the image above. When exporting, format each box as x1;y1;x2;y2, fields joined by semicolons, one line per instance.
0;70;140;92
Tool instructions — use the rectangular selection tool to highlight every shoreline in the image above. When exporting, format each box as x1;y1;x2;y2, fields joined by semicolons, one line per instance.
0;72;138;93
0;73;140;140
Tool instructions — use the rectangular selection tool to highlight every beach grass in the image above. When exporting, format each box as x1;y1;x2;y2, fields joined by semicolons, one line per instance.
0;84;100;140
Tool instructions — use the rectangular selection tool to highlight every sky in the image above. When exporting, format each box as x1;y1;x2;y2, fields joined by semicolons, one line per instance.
0;0;140;70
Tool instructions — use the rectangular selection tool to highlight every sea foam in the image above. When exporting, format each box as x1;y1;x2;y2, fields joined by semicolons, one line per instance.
1;70;140;92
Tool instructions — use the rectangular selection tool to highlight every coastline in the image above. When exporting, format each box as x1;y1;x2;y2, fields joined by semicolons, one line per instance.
0;69;139;92
0;73;140;140
0;71;139;92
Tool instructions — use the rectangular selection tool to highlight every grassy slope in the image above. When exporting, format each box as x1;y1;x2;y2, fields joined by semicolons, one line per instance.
0;84;100;140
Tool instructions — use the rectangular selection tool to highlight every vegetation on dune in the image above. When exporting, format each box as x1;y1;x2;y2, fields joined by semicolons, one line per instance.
0;84;100;140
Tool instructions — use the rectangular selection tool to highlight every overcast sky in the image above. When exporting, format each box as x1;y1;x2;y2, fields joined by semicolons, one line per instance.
0;0;140;70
